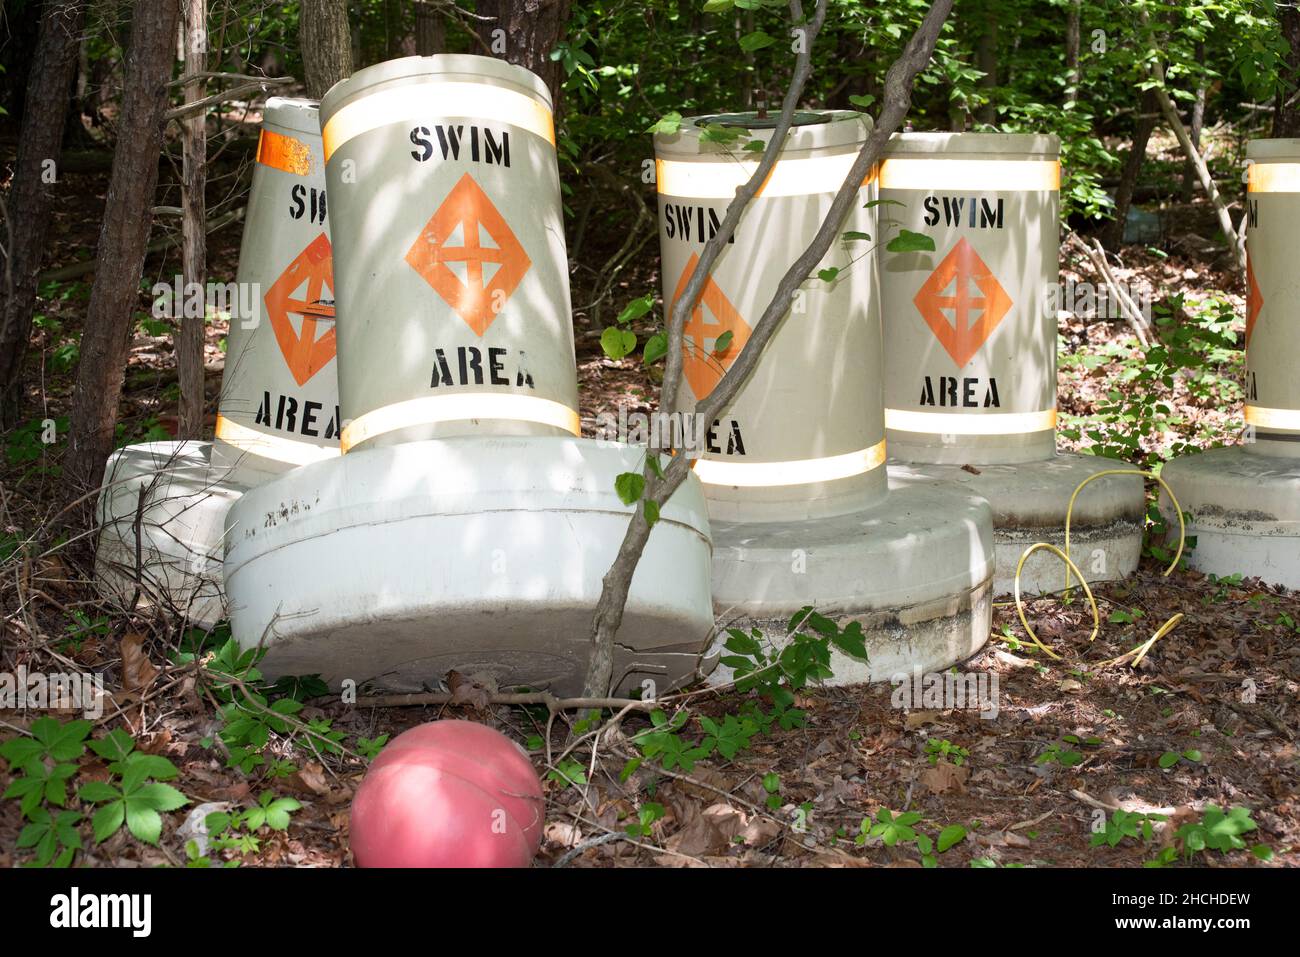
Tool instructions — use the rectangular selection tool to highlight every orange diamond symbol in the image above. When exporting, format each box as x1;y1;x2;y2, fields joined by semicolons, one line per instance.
263;232;337;387
1246;251;1262;345
405;173;531;336
913;237;1013;368
671;253;751;400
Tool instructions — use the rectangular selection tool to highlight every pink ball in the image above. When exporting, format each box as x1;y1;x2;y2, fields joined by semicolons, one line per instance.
350;720;544;868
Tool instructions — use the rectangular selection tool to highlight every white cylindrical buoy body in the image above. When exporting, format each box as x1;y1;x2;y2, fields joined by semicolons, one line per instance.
654;111;884;522
879;132;1060;465
1159;139;1300;589
223;437;716;696
1242;139;1300;458
320;55;579;453
96;442;245;627
212;98;341;482
879;132;1143;594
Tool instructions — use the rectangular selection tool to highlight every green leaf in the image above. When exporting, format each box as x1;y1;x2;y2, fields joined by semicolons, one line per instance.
122;752;180;782
1182;749;1202;762
713;329;734;354
0;736;44;767
600;326;637;360
647;110;683;135
841;230;872;243
738;30;775;53
848;94;876;110
92;802;125;843
134;782;189;813
642;332;668;365
1158;751;1180;769
643;499;660;527
36;718;92;762
1251;843;1273;862
938;824;968;852
76;780;120;803
263;796;301;831
885;229;936;253
88;727;135;763
124;802;163;845
616;294;654;325
615;471;645;505
817;267;839;283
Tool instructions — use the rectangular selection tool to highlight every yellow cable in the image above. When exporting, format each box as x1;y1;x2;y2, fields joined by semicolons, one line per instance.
1097;613;1184;669
1009;468;1188;671
1062;469;1185;595
1012;542;1099;660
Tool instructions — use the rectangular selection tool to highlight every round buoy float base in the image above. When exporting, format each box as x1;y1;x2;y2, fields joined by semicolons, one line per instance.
1159;446;1300;590
223;437;717;697
888;452;1144;596
707;485;995;686
95;441;246;628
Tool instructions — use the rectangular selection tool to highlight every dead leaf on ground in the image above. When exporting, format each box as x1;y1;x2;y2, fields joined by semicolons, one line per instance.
120;632;159;695
920;761;970;794
445;670;495;710
905;710;943;729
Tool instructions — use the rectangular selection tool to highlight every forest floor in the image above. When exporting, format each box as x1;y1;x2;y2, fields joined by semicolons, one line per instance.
0;123;1296;868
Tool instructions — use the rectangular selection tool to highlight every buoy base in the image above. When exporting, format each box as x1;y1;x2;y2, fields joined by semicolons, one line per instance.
887;452;1145;596
706;485;995;686
95;441;246;628
223;437;717;697
1160;445;1300;590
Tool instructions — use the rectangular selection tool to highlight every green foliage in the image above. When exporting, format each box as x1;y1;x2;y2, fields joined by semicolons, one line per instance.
1158;748;1202;769
0;721;197;864
856;809;968;866
1035;741;1084;768
625;802;665;837
925;738;969;766
1090;809;1164;848
1146;806;1268;867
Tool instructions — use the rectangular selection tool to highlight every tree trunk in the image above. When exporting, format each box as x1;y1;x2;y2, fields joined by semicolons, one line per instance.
1101;91;1158;252
1275;1;1300;137
1065;0;1081;106
300;0;353;99
0;0;87;428
474;0;572;111
975;8;997;125
415;0;446;55
178;0;208;439
65;0;180;496
1181;41;1206;203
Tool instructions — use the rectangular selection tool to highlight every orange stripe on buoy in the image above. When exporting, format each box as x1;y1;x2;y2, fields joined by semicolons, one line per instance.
257;128;314;176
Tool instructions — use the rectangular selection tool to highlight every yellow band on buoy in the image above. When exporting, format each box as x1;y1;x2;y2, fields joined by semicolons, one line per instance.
215;415;340;466
656;153;875;200
692;440;886;487
1245;404;1300;430
322;82;555;161
879;158;1061;192
339;393;581;452
884;408;1057;435
1248;162;1300;193
257;128;314;176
